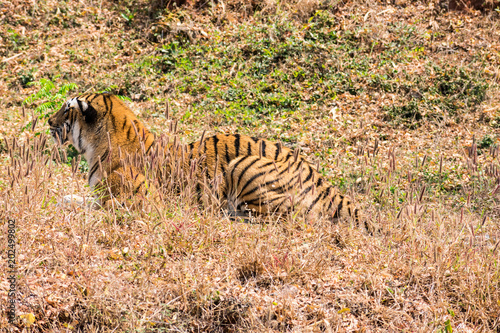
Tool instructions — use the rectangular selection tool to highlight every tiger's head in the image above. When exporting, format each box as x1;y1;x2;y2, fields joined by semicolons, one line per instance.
48;93;154;165
48;94;100;148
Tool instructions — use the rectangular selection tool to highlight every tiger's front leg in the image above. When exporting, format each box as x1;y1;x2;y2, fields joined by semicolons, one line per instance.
97;166;159;210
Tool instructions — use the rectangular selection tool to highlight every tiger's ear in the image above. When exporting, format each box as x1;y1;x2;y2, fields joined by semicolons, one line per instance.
81;103;98;124
69;98;98;123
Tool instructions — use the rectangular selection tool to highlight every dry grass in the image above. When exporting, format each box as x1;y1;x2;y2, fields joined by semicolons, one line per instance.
1;0;500;331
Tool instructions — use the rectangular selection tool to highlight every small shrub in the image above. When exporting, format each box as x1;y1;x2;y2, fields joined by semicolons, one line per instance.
23;78;78;115
478;134;495;150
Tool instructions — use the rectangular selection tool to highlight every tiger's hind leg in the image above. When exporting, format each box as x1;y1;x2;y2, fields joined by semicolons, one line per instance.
222;185;249;219
223;155;296;219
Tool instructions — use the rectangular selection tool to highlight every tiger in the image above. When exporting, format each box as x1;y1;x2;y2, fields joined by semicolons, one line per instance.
48;93;365;228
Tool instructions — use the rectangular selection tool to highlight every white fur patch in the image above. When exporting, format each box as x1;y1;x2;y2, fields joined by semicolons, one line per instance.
58;195;100;209
71;121;80;149
82;145;94;168
88;168;100;188
69;121;94;162
67;97;88;112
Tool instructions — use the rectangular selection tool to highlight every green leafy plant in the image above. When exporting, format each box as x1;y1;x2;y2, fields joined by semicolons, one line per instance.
18;69;36;88
437;319;453;333
21;78;78;134
23;78;78;115
121;8;135;25
478;134;495;150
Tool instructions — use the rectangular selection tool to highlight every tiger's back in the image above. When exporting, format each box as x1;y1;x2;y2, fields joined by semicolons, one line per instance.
170;133;306;182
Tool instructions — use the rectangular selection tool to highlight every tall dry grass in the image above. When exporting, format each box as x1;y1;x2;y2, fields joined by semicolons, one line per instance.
1;0;500;331
1;116;499;331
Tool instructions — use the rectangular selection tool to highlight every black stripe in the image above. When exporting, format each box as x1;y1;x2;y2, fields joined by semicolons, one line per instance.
203;140;208;169
308;186;330;211
261;140;266;157
88;164;99;182
225;144;231;164
279;159;301;176
126;126;133;141
122;116;127;130
189;142;195;154
297;184;314;199
304;165;314;183
316;177;323;187
133;180;146;194
78;132;82;151
274;142;280;160
235;157;260;189
77;99;84;113
244;195;284;206
247;142;252;155
95;124;103;136
323;186;332;200
186;146;194;161
239;182;262;199
257;161;274;169
251;137;259;143
229;156;248;191
145;142;153;154
110;112;117;133
327;199;334;217
89;94;100;104
261;176;282;188
101;150;109;162
269;176;300;195
107;95;113;115
213;135;219;162
88;151;108;185
133;120;140;134
284;152;293;163
71;109;77;124
108;97;113;115
278;164;291;176
234;134;240;157
239;170;271;198
103;95;110;116
332;195;343;218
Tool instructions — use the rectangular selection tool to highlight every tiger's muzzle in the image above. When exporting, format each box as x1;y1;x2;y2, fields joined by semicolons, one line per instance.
49;122;70;146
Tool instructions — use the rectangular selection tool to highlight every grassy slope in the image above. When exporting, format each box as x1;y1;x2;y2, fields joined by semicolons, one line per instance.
0;0;500;331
